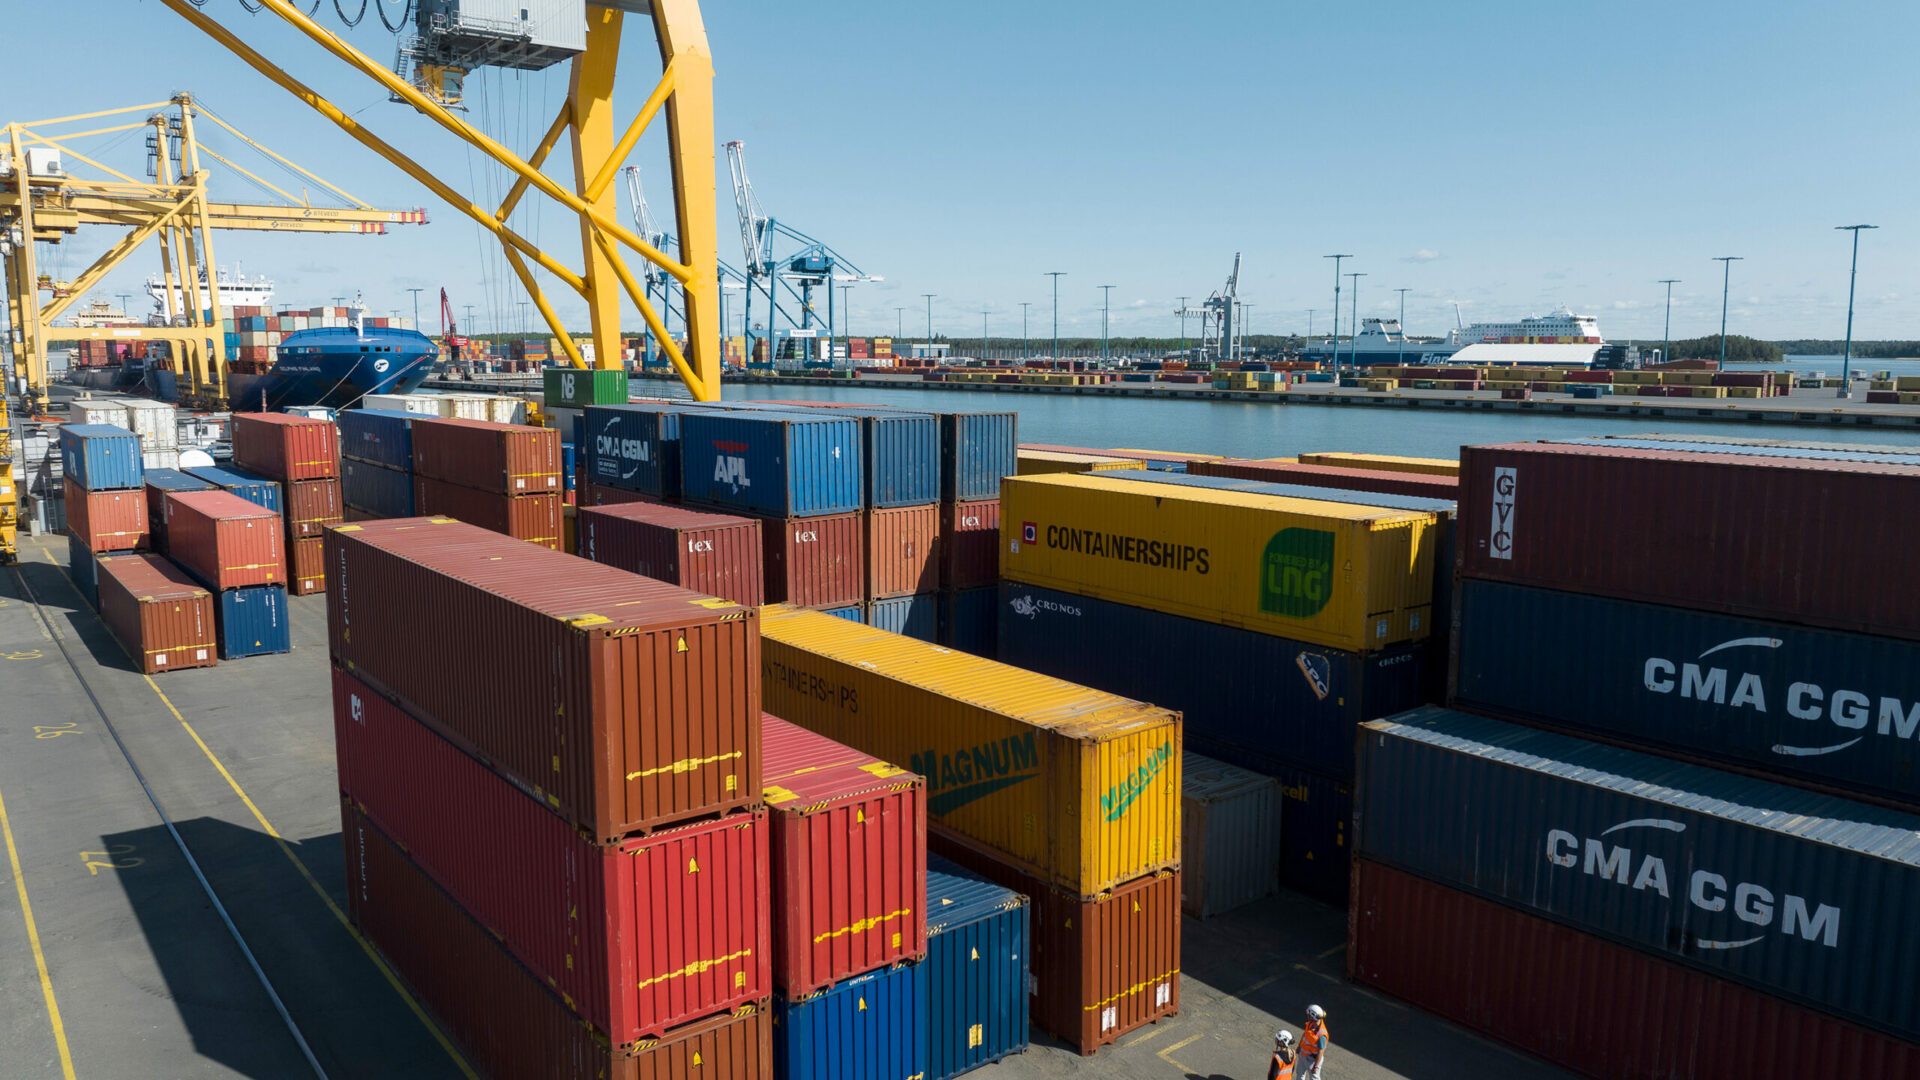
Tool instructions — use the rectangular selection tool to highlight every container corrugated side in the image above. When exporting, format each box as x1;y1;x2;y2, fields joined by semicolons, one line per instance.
1561;434;1920;465
864;594;938;642
1190;458;1460;500
1015;450;1145;475
342;803;773;1078
680;413;864;518
213;584;290;658
865;505;939;599
63;476;147;551
1000;473;1436;652
940;412;1018;502
143;468;214;555
337;408;416;471
68;535;101;609
837;409;939;508
334;669;772;1041
325;517;761;842
924;855;1029;1080
411;476;562;550
97;554;216;674
183;464;284;513
938;498;999;590
937;587;997;659
581;404;690;499
1356;707;1920;1040
284;479;343;538
773;961;927;1080
58;424;143;491
1350;858;1920;1080
577;502;765;608
758;511;863;608
289;537;325;595
1181;751;1280;918
1296;451;1459;477
411;416;562;494
1267;761;1350;905
341;460;414;519
759;604;1180;898
231;412;339;481
163;489;286;590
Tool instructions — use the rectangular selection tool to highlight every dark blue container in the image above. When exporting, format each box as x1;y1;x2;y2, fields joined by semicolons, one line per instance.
340;460;416;519
925;856;1029;1080
337;408;417;470
1358;707;1920;1041
820;605;864;622
775;961;927;1080
59;424;144;491
211;584;291;658
865;593;937;642
997;581;1428;780
184;465;282;514
560;442;576;492
680;412;863;518
1455;578;1920;808
829;408;939;508
68;533;101;609
143;467;216;496
580;404;691;498
939;412;1017;502
937;587;998;659
1269;761;1351;905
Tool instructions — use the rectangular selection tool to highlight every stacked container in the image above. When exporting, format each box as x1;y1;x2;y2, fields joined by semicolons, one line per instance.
576;502;764;607
922;855;1029;1079
231;413;342;596
162;489;289;658
142;468;215;556
337;408;417;520
410;416;562;549
936;412;1015;657
58;424;146;607
96;554;217;674
1190;457;1459;500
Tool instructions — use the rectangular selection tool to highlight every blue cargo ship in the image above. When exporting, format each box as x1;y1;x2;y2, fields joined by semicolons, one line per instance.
69;321;438;411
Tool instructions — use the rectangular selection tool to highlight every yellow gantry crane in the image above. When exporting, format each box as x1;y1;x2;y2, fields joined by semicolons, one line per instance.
1;94;426;411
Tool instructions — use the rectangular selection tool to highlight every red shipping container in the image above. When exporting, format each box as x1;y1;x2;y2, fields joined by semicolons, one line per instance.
64;476;148;551
325;518;761;841
864;504;940;600
289;536;325;595
163;489;285;589
757;510;864;609
1350;859;1920;1080
231;412;340;481
343;802;774;1077
578;503;765;608
1189;458;1459;500
412;416;561;494
761;716;925;995
284;478;344;538
1458;441;1920;641
412;475;562;550
333;669;772;1041
97;554;217;674
939;498;999;590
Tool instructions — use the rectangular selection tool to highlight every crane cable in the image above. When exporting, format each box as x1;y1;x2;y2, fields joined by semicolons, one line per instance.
376;0;413;33
334;0;367;28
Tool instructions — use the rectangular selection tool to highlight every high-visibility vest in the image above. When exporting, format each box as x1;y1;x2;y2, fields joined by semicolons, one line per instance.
1302;1020;1327;1055
1268;1052;1294;1080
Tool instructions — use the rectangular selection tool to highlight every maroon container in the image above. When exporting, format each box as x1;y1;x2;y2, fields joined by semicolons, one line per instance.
865;504;940;600
581;482;663;508
412;416;561;494
64;476;147;551
325;517;761;842
1189;459;1460;500
289;537;326;595
940;498;1000;590
757;510;863;609
97;554;217;674
1458;441;1920;641
163;489;285;589
412;475;562;550
231;412;340;481
578;503;765;607
1351;859;1920;1080
343;802;774;1075
284;479;344;538
333;669;772;1041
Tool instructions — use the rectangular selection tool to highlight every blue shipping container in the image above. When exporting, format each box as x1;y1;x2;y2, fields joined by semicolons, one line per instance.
68;533;101;610
1266;760;1350;906
939;412;1017;502
774;961;927;1080
680;412;863;518
143;467;216;496
560;442;576;492
580;404;691;498
212;584;291;659
184;465;282;514
59;424;144;492
996;581;1428;780
866;593;937;642
1357;707;1920;1041
925;856;1029;1080
337;408;417;470
820;605;864;623
828;409;939;508
340;460;416;519
937;587;998;659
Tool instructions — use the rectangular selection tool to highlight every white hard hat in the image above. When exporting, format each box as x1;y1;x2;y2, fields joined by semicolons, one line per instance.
1307;1004;1326;1020
1275;1031;1293;1046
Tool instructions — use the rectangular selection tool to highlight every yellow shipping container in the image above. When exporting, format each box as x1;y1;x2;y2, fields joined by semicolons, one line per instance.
1297;451;1459;477
1895;376;1920;392
1110;448;1225;463
1725;386;1762;398
1870;379;1896;392
1000;473;1436;651
1690;385;1728;398
758;605;1181;897
1017;450;1146;476
1361;378;1398;392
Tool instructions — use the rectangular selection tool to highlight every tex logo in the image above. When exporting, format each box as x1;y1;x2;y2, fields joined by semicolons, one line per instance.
1259;529;1336;619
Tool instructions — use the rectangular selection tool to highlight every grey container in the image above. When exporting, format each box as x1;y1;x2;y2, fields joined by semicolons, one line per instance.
1181;752;1281;918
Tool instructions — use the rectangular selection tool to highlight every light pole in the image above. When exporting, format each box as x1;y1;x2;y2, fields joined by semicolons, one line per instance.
1046;272;1066;361
922;294;936;362
981;309;989;360
517;300;529;337
896;307;905;341
1324;254;1351;368
1836;225;1877;397
1176;296;1189;357
1394;288;1410;367
1020;302;1031;361
1238;303;1256;359
1099;285;1116;363
1307;309;1314;342
1657;280;1680;366
1712;257;1742;370
840;283;853;363
407;287;424;330
463;303;475;335
1346;272;1366;373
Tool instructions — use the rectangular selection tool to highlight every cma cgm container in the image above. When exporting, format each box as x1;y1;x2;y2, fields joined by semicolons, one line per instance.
577;502;765;608
1350;859;1920;1080
680;412;864;518
997;581;1427;780
143;468;214;555
758;510;864;608
939;412;1018;502
342;806;773;1080
164;489;285;590
1180;751;1280;919
231;412;339;480
832;407;940;507
1355;708;1920;1042
289;537;325;595
1190;458;1459;501
759;605;1180;898
184;464;283;513
325;518;760;842
333;670;771;1040
937;587;997;659
581;404;691;499
933;829;1179;1055
340;460;414;519
64;476;147;551
774;961;927;1080
59;424;143;491
1458;441;1920;642
762;716;926;995
866;504;939;598
924;855;1030;1080
939;498;999;590
97;554;217;674
212;584;290;658
411;416;561;494
865;593;938;642
1000;473;1437;652
411;476;562;549
336;408;416;470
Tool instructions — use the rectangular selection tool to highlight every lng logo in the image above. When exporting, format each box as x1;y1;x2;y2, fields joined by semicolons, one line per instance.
911;732;1041;816
1022;521;1037;544
1643;637;1919;757
1102;741;1173;822
712;440;751;490
1545;821;1841;950
1259;528;1336;618
1295;652;1332;701
1488;466;1517;560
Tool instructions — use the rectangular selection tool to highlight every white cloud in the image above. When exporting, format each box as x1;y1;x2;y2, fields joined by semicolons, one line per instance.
1404;249;1441;263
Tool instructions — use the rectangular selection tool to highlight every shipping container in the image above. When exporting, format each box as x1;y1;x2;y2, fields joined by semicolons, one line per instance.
333;670;771;1040
212;584;290;658
1180;752;1280;918
1190;459;1459;500
63;476;147;551
1266;761;1350;905
342;804;774;1079
1591;431;1920;457
762;716;926;995
936;587;997;659
931;830;1179;1054
164;489;285;590
67;534;102;609
757;510;864;608
184;464;284;514
774;961;927;1080
412;416;561;494
821;605;862;622
142;468;214;556
865;593;938;642
1350;859;1920;1080
326;518;761;842
544;366;629;408
831;408;940;508
1565;434;1920;465
97;554;217;674
759;605;1180;897
1000;473;1437;653
581;480;663;508
337;408;416;470
411;476;562;549
231;412;339;480
865;504;939;599
577;502;764;608
680;412;863;518
581;404;692;499
1015;450;1145;476
289;537;325;595
1458;441;1920;641
1356;708;1920;1041
923;855;1029;1079
938;498;999;590
284;479;343;538
117;399;177;453
340;460;414;519
58;424;143;491
940;413;1018;502
1295;451;1459;477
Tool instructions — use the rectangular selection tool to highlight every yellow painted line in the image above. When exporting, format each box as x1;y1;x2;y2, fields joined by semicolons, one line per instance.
1232;974;1277;998
1316;943;1345;961
1156;1032;1204;1073
1121;1022;1175;1048
0;783;79;1080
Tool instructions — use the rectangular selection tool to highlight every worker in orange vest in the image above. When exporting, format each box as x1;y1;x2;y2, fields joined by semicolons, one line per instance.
1298;1004;1329;1079
1267;1031;1296;1080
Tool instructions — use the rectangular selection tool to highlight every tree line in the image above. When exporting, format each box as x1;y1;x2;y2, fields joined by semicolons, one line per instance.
1664;335;1783;363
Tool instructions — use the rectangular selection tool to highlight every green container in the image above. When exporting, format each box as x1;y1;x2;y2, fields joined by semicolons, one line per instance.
542;367;629;408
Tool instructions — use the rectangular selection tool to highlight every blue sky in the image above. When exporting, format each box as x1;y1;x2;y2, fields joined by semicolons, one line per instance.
7;1;1916;342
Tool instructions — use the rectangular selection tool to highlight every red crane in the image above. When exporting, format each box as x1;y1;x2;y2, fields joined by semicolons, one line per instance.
439;288;467;363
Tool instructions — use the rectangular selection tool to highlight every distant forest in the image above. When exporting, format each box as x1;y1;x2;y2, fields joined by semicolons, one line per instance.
1665;335;1782;363
1769;340;1920;358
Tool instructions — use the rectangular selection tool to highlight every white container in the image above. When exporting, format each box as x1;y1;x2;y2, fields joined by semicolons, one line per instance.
480;396;529;425
436;394;491;421
119;399;179;451
72;396;132;428
141;448;181;472
1181;751;1282;919
361;394;441;417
